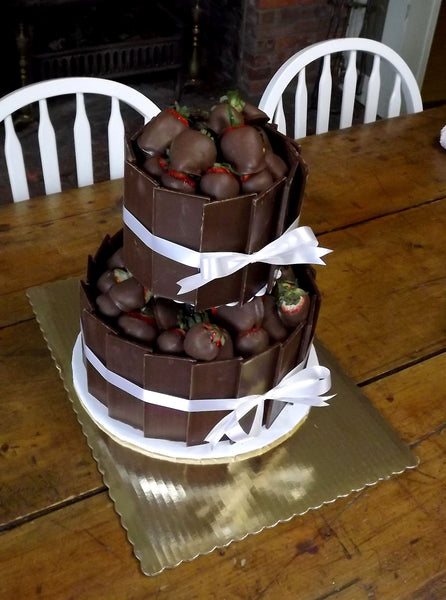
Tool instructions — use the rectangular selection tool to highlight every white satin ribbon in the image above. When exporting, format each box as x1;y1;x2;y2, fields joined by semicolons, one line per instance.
82;339;333;445
123;206;331;295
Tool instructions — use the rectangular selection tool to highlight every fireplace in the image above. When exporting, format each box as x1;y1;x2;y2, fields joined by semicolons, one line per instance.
5;1;354;102
10;0;185;95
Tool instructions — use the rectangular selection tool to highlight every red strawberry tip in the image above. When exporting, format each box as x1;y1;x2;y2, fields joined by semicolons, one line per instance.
127;311;156;326
166;169;197;188
237;325;262;338
167;107;190;127
206;163;237;177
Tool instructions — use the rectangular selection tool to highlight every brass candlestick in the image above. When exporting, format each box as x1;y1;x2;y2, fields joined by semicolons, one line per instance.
187;0;202;86
15;21;34;124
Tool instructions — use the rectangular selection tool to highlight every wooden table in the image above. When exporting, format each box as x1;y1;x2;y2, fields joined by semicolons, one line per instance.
1;105;446;599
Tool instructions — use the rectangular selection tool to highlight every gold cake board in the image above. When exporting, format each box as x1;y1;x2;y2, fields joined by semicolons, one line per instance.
27;278;418;576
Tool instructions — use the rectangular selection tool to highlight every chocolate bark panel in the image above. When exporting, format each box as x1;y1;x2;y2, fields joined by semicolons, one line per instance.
124;174;208;302
152;255;197;302
237;263;271;305
153;187;208;249
85;363;108;407
123;227;154;288
79;280;96;314
234;343;282;436
283;152;308;230
143;403;189;442
264;124;307;229
106;335;148;429
80;309;116;363
123;160;156;228
275;322;305;383
200;193;255;252
106;335;149;385
81;311;117;404
108;389;144;431
264;135;308;292
183;269;246;309
185;181;286;307
142;353;196;441
263;322;305;428
186;410;230;446
237;343;281;397
244;178;284;252
92;230;124;271
190;358;242;398
187;359;242;445
91;233;112;269
124;133;136;164
86;255;103;291
144;353;195;397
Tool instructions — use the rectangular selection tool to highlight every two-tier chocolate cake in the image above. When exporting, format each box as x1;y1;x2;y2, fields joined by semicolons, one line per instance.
73;93;332;461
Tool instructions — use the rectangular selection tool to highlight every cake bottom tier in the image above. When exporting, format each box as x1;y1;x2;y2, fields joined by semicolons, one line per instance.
72;334;313;463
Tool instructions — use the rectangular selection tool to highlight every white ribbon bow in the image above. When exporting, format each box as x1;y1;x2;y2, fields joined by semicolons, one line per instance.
205;345;334;445
177;226;331;294
123;207;331;295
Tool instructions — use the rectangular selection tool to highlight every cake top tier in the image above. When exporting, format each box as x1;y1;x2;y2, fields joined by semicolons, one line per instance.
122;92;309;309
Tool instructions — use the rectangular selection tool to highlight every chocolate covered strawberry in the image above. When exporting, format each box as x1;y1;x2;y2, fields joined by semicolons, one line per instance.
219;90;269;125
168;128;217;176
184;322;231;361
95;269;143;317
199;163;240;200
265;152;288;181
96;267;131;294
275;278;310;328
234;326;269;357
152;297;182;331
213;296;264;333
142;155;168;179
160;169;197;194
220;124;266;175
240;169;274;194
241;102;269;125
118;311;157;344
136;106;189;157
156;328;186;355
95;292;122;318
107;276;146;313
207;102;244;134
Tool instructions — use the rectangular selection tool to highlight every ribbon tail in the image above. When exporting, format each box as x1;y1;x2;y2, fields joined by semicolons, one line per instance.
205;412;247;446
176;272;208;295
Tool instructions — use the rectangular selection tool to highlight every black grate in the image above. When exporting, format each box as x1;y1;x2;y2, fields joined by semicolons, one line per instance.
33;35;183;80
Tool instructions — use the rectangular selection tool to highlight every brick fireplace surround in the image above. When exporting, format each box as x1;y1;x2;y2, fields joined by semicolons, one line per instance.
234;0;348;98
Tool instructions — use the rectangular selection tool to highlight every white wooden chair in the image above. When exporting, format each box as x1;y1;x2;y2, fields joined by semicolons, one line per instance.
0;77;160;202
259;37;423;138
